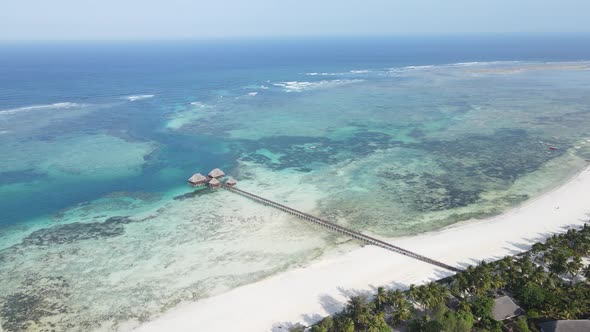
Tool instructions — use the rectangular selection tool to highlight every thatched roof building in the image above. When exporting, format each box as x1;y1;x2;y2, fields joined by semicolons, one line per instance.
226;177;237;187
538;320;590;332
491;295;524;321
208;168;225;179
188;173;208;186
209;178;221;188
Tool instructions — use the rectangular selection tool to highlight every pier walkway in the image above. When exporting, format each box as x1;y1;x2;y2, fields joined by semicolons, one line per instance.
224;185;461;273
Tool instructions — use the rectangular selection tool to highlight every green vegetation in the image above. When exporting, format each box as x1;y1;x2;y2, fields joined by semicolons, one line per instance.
296;223;590;332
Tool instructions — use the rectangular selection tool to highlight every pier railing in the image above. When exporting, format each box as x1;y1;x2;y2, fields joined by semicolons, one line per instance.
224;185;461;273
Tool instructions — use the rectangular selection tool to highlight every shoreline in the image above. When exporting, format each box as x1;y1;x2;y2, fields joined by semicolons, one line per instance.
134;165;590;332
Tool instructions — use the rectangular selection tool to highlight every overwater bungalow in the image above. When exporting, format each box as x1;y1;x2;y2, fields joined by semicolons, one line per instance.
208;168;225;179
187;173;208;186
209;178;221;188
226;177;237;187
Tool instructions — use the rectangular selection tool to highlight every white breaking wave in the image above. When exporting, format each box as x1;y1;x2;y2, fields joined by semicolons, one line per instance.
125;94;155;101
404;65;435;69
386;61;533;74
273;79;364;92
387;65;434;74
305;69;370;76
305;72;337;76
190;101;209;107
0;102;81;115
451;61;524;67
451;62;484;67
248;92;258;96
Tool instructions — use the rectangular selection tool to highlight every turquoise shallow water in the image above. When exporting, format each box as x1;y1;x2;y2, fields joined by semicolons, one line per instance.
1;38;590;331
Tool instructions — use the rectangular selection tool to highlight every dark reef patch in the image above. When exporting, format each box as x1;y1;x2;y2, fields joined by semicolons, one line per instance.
416;128;563;181
173;187;214;201
397;128;562;212
416;173;482;212
21;216;135;246
0;275;70;332
104;191;162;203
233;130;404;171
231;127;563;217
1;293;44;331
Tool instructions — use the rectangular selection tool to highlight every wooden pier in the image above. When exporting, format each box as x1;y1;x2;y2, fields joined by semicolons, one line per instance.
224;185;461;273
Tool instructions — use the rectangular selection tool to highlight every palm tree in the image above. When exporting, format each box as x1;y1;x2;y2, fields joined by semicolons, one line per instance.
582;265;590;281
335;316;355;332
491;274;505;290
426;282;449;309
552;259;569;277
545;273;562;290
565;256;583;283
391;297;412;326
457;297;471;313
346;296;373;328
520;255;535;276
313;317;333;332
541;305;560;319
375;286;388;312
531;242;545;255
558;300;582;320
366;312;390;332
577;242;590;256
498;256;513;273
545;235;557;247
531;265;548;285
407;284;418;303
386;289;404;307
467;266;492;296
413;285;431;309
452;274;469;297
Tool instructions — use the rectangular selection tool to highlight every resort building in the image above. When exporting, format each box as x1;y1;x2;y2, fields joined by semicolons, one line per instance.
225;177;237;187
537;320;590;332
209;178;221;188
187;173;208;186
491;295;524;321
208;168;225;179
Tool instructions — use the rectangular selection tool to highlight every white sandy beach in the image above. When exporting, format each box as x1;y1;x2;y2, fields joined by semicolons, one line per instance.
135;165;590;332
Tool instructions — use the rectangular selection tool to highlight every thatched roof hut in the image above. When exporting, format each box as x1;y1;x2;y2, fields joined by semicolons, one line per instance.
538;320;590;332
209;178;221;188
226;177;237;187
491;296;524;321
188;173;209;186
208;168;225;179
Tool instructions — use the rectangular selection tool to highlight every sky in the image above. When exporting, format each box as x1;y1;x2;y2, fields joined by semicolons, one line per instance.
1;0;589;41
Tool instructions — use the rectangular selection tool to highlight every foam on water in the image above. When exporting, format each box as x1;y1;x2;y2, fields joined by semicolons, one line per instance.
305;70;370;76
0;102;81;115
305;72;336;76
273;79;364;92
125;94;155;101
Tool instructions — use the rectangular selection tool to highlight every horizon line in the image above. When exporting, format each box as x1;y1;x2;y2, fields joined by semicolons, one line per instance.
1;32;590;44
